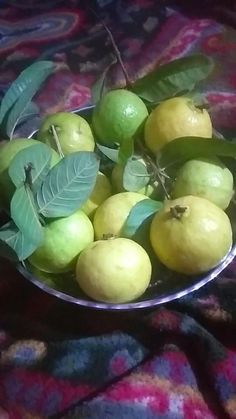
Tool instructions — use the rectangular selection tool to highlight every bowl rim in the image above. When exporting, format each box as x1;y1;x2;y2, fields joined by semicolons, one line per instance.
15;105;236;311
17;245;236;311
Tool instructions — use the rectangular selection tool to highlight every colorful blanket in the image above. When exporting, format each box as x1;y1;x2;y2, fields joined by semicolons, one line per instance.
0;1;236;418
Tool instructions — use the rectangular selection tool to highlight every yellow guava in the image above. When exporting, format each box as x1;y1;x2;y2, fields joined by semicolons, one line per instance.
144;97;212;154
93;191;148;239
81;171;112;218
76;237;152;303
150;195;232;275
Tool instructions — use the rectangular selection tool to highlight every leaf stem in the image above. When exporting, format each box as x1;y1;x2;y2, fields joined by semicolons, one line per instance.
89;7;132;87
50;125;64;158
103;24;132;87
155;158;171;200
39;214;46;226
136;138;170;200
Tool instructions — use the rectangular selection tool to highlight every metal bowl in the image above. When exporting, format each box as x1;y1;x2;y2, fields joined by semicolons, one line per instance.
14;106;236;311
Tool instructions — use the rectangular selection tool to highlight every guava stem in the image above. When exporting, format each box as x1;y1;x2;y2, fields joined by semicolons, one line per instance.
188;99;209;113
102;233;117;240
50;125;64;158
170;205;187;220
195;102;210;111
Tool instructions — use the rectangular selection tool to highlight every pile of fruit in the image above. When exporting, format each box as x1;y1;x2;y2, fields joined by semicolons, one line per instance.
0;84;235;305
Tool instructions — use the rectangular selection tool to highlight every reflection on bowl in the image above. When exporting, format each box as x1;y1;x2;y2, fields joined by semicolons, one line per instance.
13;106;236;311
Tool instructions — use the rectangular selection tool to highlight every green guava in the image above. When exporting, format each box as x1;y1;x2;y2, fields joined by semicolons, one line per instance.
28;210;94;273
172;157;234;210
37;112;95;155
0;138;59;209
92;89;148;145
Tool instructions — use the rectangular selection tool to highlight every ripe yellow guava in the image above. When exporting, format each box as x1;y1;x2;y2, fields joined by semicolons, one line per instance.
82;171;112;218
76;237;152;303
150;195;232;275
93;191;148;239
144;97;212;154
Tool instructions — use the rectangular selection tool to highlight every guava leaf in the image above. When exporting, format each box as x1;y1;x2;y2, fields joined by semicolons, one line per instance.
91;72;108;105
122;199;162;238
36;151;100;218
131;54;214;103
0;61;53;123
0;221;38;261
10;185;44;247
91;56;117;104
16;101;39;124
0;60;54;138
158;136;236;169
96;143;119;163
123;158;150;191
212;128;225;140
8;143;52;192
118;137;134;165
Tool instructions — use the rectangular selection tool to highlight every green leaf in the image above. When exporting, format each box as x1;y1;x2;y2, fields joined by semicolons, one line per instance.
212;128;225;140
123;158;150;191
36;151;100;218
131;54;214;103
91;57;117;104
17;101;39;124
1;61;54;138
91;72;108;105
0;221;38;261
122;199;162;238
158;137;236;169
96;143;119;163
8;143;52;192
1;102;39;136
10;185;43;246
118;137;134;165
0;61;54;122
